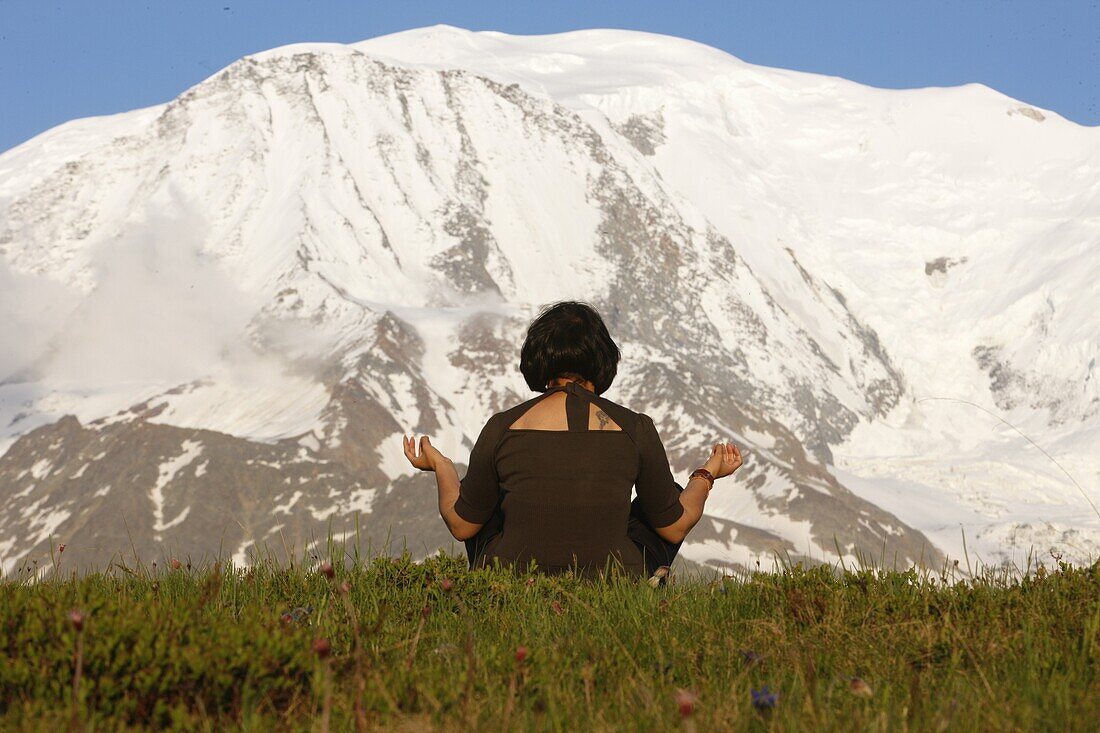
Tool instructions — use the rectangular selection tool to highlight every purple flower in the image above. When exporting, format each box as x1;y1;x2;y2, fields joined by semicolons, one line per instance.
740;649;762;665
751;686;778;710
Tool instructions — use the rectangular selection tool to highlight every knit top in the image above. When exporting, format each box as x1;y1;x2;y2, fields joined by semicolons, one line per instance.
453;380;685;577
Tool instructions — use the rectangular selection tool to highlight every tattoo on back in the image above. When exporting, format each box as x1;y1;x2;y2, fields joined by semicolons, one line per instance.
596;409;612;430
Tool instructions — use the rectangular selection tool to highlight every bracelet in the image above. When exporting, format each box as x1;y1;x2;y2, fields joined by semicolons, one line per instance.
688;468;715;490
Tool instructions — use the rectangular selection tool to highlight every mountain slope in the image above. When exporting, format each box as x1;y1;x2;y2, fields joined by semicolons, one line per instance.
1;26;1097;575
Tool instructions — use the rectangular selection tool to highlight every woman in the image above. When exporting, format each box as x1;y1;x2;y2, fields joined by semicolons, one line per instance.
402;300;743;581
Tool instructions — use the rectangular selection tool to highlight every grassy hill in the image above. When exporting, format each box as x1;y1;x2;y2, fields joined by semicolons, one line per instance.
1;551;1097;731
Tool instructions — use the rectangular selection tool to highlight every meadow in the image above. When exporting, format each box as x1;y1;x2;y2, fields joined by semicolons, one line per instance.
0;550;1097;731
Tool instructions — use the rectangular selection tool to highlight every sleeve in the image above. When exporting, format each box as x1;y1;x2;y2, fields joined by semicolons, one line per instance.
453;414;503;524
634;412;686;528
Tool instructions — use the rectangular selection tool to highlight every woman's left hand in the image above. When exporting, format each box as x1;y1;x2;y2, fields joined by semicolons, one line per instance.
704;442;743;480
402;434;448;472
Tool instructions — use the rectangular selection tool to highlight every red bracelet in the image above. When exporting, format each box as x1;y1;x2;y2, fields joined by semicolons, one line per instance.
688;468;715;489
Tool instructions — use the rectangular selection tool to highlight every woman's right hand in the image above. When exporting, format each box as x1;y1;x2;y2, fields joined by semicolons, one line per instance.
703;442;743;480
402;434;448;472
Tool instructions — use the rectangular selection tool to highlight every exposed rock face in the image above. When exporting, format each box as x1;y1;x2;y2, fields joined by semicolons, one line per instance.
611;112;667;156
3;27;1098;575
973;344;1099;426
1007;105;1045;122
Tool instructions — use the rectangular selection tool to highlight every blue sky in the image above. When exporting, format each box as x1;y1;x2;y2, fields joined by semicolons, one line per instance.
1;0;1097;153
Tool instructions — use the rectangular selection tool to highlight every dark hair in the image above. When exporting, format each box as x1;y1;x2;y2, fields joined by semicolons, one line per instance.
519;301;621;395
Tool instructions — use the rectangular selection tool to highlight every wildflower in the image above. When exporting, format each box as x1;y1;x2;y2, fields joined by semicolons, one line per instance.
850;677;873;698
550;600;564;615
526;577;536;587
440;577;454;592
68;609;85;632
515;646;528;663
319;562;335;579
58;544;66;554
339;581;351;595
170;558;182;570
312;638;332;659
281;605;313;624
751;686;778;710
647;565;670;588
675;688;697;718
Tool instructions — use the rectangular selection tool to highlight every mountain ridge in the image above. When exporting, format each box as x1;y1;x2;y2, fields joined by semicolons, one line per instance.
1;26;1097;576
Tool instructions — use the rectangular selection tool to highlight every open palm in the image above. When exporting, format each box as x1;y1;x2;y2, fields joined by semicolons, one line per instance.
402;434;446;472
704;442;743;479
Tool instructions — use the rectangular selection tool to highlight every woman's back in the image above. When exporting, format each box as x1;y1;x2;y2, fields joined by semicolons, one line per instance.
453;380;685;577
404;301;743;582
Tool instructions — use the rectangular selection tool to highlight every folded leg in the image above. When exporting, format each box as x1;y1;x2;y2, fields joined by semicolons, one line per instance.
463;500;504;569
467;487;685;576
628;481;685;576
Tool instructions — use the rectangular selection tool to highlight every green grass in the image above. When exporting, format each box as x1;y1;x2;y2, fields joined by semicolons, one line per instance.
1;552;1097;731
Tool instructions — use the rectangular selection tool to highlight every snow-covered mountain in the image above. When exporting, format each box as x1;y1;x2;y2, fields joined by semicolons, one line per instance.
1;25;1097;576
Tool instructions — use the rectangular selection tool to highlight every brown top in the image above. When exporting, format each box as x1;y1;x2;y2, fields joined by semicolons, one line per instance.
453;380;685;577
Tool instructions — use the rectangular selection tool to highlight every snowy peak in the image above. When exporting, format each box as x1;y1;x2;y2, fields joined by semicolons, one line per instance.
1;26;1097;575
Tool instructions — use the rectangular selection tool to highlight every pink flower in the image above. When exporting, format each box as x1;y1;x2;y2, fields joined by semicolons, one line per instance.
675;688;696;717
312;638;332;658
515;646;528;663
850;677;873;698
440;577;454;592
170;558;182;570
68;609;85;632
319;562;334;579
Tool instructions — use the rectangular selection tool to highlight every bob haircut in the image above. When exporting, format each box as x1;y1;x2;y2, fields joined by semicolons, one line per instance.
519;300;621;395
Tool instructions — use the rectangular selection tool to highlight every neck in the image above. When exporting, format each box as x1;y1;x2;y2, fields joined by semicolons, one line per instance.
548;376;595;392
